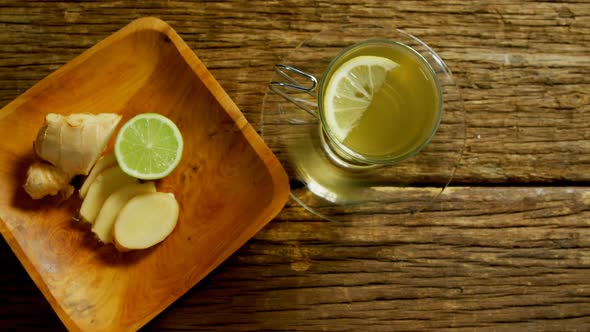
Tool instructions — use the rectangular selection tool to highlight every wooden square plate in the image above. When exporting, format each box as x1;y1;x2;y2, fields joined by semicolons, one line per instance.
0;17;289;331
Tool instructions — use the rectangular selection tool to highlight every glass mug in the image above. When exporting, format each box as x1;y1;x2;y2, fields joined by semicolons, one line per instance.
270;39;443;170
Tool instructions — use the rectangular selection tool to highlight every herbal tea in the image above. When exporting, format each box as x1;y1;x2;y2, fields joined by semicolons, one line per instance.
320;40;442;161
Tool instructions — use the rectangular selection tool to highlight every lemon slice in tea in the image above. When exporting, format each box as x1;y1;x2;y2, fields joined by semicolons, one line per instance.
323;55;399;142
115;113;184;180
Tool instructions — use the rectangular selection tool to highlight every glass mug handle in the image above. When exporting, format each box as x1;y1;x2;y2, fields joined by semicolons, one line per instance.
269;65;319;118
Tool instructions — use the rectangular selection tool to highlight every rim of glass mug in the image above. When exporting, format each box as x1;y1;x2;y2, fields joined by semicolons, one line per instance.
319;39;443;165
270;37;444;166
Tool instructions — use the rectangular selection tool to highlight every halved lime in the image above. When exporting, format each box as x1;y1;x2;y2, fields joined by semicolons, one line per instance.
115;113;183;180
323;55;399;142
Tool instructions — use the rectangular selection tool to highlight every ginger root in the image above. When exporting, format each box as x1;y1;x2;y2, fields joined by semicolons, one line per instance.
24;113;121;200
23;161;74;199
35;113;121;176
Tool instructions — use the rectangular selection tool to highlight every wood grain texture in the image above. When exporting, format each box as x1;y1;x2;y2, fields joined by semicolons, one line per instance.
0;1;589;331
0;0;588;183
1;186;589;331
0;17;288;331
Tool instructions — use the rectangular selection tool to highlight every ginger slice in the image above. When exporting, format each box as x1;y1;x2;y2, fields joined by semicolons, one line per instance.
79;153;118;199
92;182;156;244
114;192;179;251
80;165;138;224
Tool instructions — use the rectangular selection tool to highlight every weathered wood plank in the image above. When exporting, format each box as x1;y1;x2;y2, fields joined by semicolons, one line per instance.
0;186;589;330
146;186;590;331
0;1;589;331
0;1;588;183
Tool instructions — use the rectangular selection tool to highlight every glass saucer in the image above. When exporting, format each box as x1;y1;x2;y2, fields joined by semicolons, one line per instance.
261;24;466;221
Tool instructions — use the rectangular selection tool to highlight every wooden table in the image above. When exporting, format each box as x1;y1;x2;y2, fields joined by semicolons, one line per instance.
1;1;589;331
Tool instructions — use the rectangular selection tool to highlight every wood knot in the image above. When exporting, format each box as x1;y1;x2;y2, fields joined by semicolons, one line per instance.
64;9;82;23
290;260;311;272
504;54;526;66
558;6;575;18
557;6;575;26
290;244;311;272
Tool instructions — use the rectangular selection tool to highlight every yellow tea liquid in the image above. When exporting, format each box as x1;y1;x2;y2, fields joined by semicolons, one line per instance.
321;41;441;160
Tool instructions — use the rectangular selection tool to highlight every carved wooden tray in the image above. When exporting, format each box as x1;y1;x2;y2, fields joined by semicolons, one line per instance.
0;17;289;331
